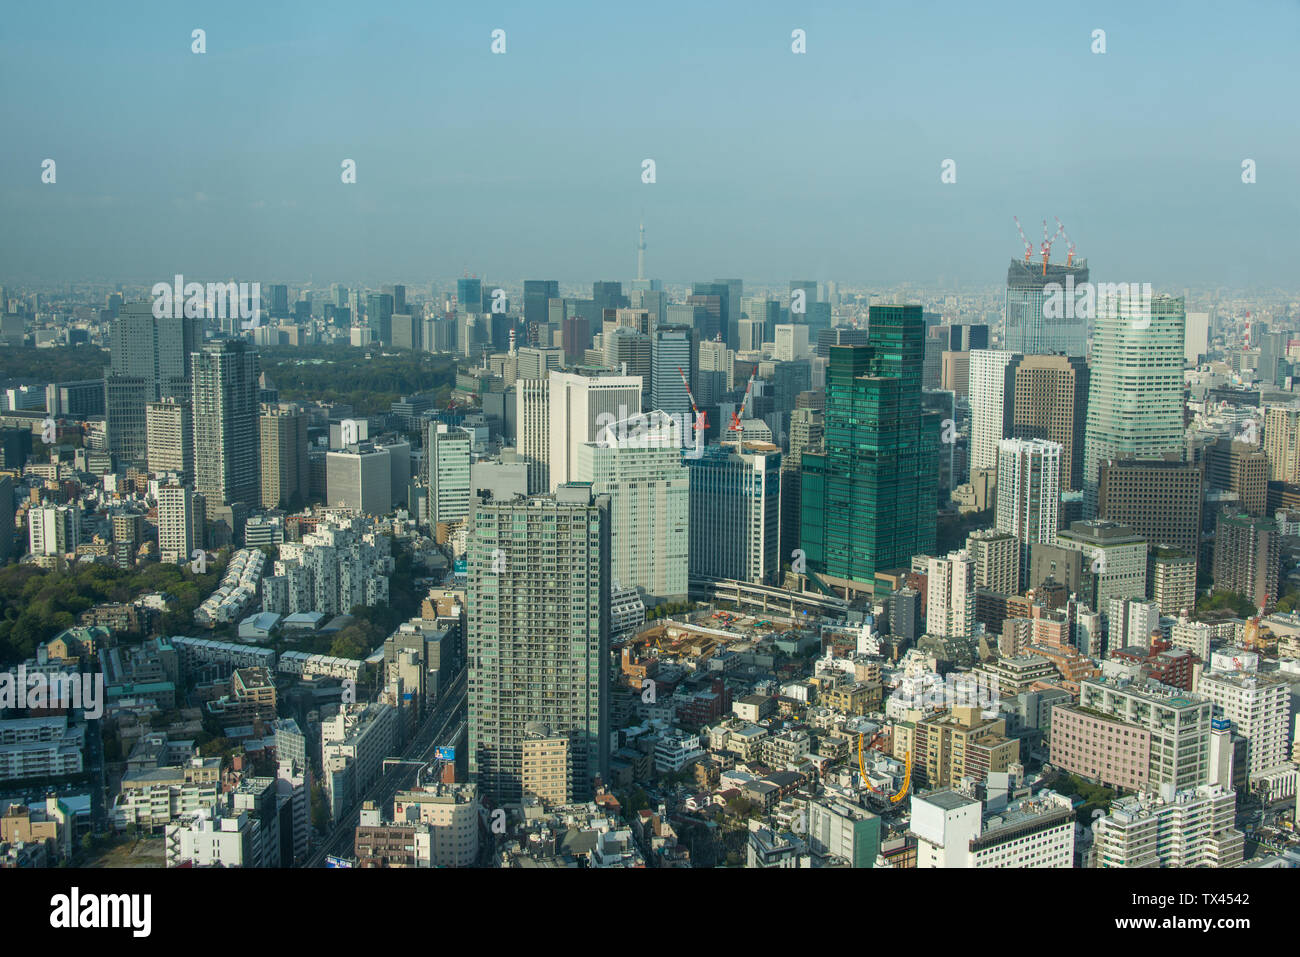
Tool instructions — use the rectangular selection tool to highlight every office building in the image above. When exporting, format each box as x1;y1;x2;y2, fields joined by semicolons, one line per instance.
326;443;392;517
467;485;610;803
1082;295;1187;517
366;293;393;345
800;307;938;597
1003;256;1090;356
573;411;689;605
524;280;559;327
426;423;472;526
687;441;781;585
1007;353;1088;491
1264;403;1300;484
1204;437;1268;517
1055;520;1147;610
911;787;1074;868
1097;456;1203;562
650;325;693;418
966;529;1020;596
516;379;550;494
547;370;642;489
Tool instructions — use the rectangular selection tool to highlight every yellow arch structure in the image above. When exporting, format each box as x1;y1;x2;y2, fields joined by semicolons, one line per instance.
858;732;912;802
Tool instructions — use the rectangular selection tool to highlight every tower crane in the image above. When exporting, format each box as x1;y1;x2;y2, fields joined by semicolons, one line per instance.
1054;216;1076;267
1013;216;1033;263
677;367;707;433
729;372;756;433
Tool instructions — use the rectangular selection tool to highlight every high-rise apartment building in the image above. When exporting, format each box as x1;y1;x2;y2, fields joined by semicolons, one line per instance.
1082;295;1187;517
467;485;610;803
259;406;310;509
27;503;81;557
1092;784;1242;868
801;307;938;597
995;438;1062;587
1212;509;1279;609
192;340;260;520
1264;403;1300;484
157;482;197;564
967;350;1019;485
146;396;193;481
1197;670;1292;785
926;551;976;639
1055;520;1147;610
1204;437;1268;517
966;529;1020;596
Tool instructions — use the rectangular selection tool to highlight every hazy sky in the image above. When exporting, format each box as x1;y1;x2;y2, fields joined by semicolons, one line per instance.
2;0;1297;289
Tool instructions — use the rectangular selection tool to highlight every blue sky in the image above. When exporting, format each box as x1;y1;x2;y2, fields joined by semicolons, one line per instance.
2;0;1297;288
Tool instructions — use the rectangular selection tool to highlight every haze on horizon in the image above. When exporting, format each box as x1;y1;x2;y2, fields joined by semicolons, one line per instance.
2;0;1297;290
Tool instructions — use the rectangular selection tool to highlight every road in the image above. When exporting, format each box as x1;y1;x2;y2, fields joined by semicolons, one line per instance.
305;667;467;868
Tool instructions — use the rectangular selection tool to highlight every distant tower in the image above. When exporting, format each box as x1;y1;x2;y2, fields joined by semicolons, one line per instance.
636;220;646;282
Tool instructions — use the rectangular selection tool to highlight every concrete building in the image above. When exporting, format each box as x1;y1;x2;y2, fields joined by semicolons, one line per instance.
1092;784;1243;868
259;406;309;509
911;786;1075;868
1212;509;1279;610
995;438;1062;587
426;423;472;526
192;340;261;520
926;551;975;640
573;410;689;605
547;370;642;490
146;396;192;481
687;441;781;585
467;485;610;803
1197;669;1292;788
326;443;392;517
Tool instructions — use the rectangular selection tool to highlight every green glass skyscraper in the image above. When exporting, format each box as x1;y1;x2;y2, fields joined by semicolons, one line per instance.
800;305;937;597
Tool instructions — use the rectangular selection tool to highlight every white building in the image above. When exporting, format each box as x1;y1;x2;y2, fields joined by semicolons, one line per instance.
926;550;975;640
27;503;81;557
1092;783;1243;868
967;350;1019;484
547;370;642;490
1197;668;1292;787
573;411;690;604
165;809;256;867
995;437;1061;586
911;787;1075;868
427;423;471;525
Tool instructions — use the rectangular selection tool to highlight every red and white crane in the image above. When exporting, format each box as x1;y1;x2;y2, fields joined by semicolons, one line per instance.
729;372;756;433
1054;216;1076;267
1013;216;1033;263
677;366;707;433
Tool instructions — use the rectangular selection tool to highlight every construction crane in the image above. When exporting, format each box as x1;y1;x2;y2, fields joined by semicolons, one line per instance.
1040;219;1064;275
1054;216;1076;267
676;366;707;433
1013;216;1033;263
729;372;756;433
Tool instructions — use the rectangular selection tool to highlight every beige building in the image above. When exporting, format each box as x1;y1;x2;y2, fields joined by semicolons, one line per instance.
391;782;479;868
259;405;310;509
522;724;571;807
910;706;1020;789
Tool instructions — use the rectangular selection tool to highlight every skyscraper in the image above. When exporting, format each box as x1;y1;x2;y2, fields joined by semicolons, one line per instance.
259;406;310;509
650;325;694;418
547;370;642;490
687;441;781;585
800;306;938;596
1082;295;1187;518
467;485;610;803
326;443;392;516
516;380;550;495
427;423;471;525
1008;353;1089;492
456;278;482;316
146;397;193;481
107;300;203;462
1003;257;1090;356
995;438;1062;588
524;281;559;328
192;340;261;520
365;293;394;346
157;482;196;564
967;350;1019;486
573;411;690;605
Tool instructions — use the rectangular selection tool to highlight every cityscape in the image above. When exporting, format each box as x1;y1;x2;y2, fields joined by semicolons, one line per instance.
0;2;1296;933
